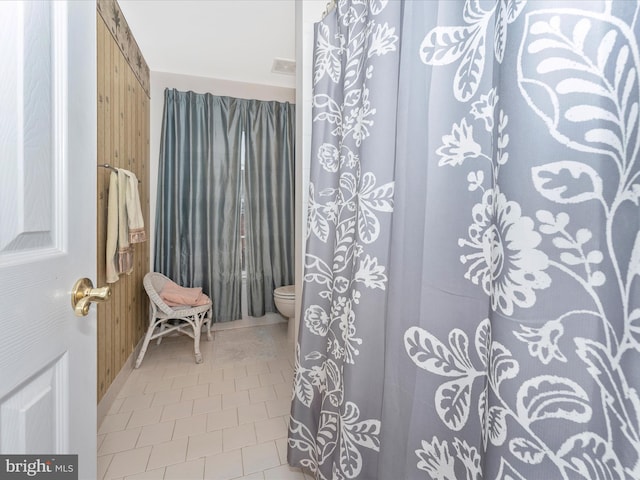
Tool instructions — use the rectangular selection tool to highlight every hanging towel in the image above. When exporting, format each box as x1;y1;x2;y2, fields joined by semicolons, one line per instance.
160;279;211;307
121;169;146;244
117;169;133;275
106;167;146;283
106;171;120;283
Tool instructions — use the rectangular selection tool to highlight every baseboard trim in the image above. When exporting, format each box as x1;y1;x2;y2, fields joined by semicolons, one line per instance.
211;312;286;331
97;336;143;429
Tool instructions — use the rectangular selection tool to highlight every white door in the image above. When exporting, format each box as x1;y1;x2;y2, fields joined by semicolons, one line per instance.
0;1;97;478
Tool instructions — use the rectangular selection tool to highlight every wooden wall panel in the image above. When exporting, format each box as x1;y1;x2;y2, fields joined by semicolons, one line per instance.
96;10;150;403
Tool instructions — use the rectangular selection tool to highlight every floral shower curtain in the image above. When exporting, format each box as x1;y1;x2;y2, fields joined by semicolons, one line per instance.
288;1;640;479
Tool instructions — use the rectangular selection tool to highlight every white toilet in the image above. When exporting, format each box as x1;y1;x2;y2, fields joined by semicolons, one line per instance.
274;285;296;345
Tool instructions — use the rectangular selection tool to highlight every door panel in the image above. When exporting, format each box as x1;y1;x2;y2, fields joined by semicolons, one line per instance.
0;1;57;255
0;1;97;477
0;355;68;453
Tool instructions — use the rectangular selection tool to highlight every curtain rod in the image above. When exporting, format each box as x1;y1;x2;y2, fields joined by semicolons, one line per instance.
99;163;141;183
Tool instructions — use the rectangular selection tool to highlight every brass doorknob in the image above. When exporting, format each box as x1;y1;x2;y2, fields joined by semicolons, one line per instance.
71;278;111;316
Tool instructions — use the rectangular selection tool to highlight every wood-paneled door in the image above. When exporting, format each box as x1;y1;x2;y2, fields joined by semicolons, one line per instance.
0;1;97;477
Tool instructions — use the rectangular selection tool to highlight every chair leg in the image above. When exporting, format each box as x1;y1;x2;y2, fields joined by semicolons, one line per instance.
156;321;168;345
205;308;213;341
135;320;157;368
191;312;206;364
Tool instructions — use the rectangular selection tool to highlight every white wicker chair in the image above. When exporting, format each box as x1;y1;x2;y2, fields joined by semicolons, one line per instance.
135;272;213;368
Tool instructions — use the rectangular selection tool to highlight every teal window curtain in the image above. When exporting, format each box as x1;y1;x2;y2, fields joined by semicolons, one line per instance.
155;89;243;322
155;89;295;322
244;100;296;316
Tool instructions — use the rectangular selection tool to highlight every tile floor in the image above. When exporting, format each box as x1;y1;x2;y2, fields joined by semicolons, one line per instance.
97;321;312;480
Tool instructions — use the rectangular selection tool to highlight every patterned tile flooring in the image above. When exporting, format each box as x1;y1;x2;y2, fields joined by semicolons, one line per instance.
97;320;311;480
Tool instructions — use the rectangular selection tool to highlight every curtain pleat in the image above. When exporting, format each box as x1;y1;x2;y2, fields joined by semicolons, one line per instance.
243;100;296;316
155;89;243;322
288;3;401;478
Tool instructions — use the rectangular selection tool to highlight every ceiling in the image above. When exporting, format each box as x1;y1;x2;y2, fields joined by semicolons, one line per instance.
117;0;297;89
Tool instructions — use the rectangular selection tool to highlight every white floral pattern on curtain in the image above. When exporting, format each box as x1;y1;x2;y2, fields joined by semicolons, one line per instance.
289;1;640;479
289;2;398;478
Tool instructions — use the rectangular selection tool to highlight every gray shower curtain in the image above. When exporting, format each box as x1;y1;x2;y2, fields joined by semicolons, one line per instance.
155;89;243;322
155;89;295;322
244;100;296;316
289;1;640;479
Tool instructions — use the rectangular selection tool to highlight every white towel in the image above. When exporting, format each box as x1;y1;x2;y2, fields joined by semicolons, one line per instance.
106;171;119;283
117;169;133;275
106;168;146;283
121;169;146;244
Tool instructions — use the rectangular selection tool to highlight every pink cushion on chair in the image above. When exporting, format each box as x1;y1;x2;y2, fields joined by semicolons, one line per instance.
160;279;211;307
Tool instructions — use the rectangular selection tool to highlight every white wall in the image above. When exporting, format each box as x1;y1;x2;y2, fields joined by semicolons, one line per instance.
148;71;295;268
294;0;327;346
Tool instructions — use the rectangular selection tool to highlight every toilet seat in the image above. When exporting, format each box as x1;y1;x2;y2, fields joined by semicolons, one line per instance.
274;285;295;298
